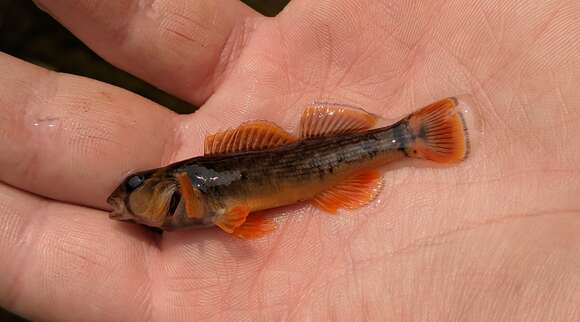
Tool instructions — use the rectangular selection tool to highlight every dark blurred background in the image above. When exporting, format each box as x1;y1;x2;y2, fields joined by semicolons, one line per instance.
0;0;288;321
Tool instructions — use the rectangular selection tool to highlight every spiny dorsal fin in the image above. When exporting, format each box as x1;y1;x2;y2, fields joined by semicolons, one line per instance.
299;103;379;139
204;121;297;155
311;169;383;214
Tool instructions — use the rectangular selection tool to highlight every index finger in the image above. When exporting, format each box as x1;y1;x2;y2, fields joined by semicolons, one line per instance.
35;0;261;105
0;54;178;208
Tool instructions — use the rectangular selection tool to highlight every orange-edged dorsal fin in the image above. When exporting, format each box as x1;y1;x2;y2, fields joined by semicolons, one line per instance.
299;103;379;139
215;206;250;233
204;121;297;155
232;213;276;240
311;169;383;214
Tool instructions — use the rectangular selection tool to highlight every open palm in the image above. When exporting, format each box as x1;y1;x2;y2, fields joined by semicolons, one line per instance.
1;0;579;321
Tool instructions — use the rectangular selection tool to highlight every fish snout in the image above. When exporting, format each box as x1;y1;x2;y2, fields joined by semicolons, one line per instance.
107;195;130;220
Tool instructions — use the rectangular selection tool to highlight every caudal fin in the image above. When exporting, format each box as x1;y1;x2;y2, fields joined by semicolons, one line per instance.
406;97;470;163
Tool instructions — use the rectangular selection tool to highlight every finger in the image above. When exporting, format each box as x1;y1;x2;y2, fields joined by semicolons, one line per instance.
0;53;177;208
35;0;260;105
0;183;156;322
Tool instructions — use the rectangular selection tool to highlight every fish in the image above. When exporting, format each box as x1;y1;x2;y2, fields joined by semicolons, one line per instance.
107;97;471;239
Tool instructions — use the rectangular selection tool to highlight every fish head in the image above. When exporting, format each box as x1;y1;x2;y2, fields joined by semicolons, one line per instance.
107;169;179;228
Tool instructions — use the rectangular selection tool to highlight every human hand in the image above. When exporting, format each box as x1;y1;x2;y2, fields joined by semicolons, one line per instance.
1;0;579;321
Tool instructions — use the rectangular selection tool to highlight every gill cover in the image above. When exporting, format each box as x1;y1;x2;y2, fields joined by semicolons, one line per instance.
128;176;176;226
108;170;177;227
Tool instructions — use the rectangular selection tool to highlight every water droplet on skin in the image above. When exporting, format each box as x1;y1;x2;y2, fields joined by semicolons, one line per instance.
452;95;484;159
31;117;59;130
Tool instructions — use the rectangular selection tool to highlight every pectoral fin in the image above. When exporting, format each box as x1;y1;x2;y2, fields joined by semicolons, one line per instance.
175;172;203;219
311;169;383;214
232;214;276;240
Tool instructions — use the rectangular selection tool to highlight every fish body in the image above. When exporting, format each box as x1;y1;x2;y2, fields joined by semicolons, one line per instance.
166;125;404;226
108;98;470;239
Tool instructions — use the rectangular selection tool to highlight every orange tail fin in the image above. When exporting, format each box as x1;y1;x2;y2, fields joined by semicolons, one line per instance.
406;97;470;163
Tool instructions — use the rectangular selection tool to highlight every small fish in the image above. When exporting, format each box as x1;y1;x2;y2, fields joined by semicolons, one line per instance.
107;98;471;239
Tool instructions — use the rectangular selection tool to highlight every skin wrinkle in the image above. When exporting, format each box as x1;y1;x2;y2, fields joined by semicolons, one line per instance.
480;0;570;88
131;277;154;322
9;68;58;187
158;2;216;52
480;3;501;46
36;0;258;105
285;246;326;321
158;113;182;168
280;208;579;320
58;0;141;47
516;93;551;152
39;211;114;320
159;1;257;104
209;17;255;103
142;235;161;322
243;233;283;312
2;194;49;311
551;70;571;145
421;209;580;249
334;36;415;98
320;1;364;92
394;215;576;320
107;0;143;47
273;19;297;104
344;242;366;319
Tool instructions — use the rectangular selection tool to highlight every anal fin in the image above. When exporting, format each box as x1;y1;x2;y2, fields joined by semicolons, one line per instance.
312;169;383;214
299;103;379;139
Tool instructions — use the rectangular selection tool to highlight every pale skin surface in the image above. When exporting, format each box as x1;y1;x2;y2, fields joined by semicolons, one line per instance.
0;0;579;321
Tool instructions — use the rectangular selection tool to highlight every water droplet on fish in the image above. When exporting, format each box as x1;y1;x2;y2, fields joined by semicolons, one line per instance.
452;95;484;159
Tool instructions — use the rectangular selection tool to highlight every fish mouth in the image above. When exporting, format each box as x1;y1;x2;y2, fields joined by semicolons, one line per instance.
107;195;133;221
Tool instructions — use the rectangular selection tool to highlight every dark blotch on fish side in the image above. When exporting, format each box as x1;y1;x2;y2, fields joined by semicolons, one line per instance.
419;124;428;142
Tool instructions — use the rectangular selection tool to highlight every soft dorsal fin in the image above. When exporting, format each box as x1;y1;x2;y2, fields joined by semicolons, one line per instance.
299;103;379;139
204;121;297;155
311;169;383;214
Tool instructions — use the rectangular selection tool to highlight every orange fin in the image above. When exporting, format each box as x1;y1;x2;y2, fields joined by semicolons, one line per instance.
215;206;250;233
232;214;276;240
312;169;383;214
407;97;470;163
205;121;297;155
299;103;379;139
175;172;203;219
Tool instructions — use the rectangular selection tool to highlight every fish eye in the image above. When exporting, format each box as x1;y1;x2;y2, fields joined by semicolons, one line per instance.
126;175;145;191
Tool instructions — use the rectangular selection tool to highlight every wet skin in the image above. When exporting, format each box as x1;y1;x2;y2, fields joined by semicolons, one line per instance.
0;1;580;322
